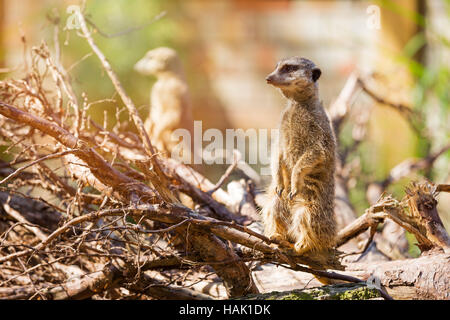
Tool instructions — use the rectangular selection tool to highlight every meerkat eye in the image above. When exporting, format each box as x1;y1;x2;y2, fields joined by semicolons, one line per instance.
280;64;299;73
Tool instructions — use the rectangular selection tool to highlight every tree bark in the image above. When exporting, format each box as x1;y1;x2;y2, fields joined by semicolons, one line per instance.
346;252;449;300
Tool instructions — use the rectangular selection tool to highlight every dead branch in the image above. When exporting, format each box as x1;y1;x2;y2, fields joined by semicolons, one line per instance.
0;18;448;301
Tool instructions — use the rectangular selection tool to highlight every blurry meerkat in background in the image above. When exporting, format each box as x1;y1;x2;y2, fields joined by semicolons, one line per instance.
134;47;194;161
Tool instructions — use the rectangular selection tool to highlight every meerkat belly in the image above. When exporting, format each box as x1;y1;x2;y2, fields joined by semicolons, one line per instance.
299;169;329;201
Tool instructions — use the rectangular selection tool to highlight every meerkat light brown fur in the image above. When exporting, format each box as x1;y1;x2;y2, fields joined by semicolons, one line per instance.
262;56;337;256
134;47;194;158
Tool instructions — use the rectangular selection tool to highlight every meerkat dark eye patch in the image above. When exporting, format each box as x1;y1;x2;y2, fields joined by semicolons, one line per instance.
280;64;299;73
312;68;321;82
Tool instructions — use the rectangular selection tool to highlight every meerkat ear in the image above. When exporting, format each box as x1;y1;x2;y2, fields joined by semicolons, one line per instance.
312;68;321;82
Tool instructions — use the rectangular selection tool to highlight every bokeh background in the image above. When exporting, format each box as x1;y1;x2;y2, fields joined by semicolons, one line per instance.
0;0;448;235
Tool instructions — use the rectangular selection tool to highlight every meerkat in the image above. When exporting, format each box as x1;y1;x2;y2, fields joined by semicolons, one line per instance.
134;47;194;160
262;57;337;257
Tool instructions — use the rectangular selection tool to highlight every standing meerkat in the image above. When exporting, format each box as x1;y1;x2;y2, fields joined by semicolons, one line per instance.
262;57;337;256
134;47;194;159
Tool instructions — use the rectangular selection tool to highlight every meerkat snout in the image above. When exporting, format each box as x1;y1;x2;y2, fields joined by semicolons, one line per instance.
134;47;182;76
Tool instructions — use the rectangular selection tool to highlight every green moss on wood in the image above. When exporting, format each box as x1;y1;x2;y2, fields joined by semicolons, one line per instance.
240;283;380;300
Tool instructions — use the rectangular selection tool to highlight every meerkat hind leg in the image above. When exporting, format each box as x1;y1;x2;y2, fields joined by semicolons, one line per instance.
266;214;294;250
288;204;315;254
263;195;291;246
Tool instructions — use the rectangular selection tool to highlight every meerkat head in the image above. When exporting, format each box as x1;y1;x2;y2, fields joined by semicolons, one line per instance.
134;47;183;76
266;57;321;100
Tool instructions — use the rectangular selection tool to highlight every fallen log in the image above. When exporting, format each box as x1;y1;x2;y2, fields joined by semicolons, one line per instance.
346;252;450;300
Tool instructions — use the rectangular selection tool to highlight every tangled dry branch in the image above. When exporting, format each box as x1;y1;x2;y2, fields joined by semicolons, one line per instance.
0;12;449;300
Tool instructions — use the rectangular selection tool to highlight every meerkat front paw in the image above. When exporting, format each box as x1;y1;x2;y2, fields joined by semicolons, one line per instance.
288;188;297;200
293;241;308;254
275;186;284;197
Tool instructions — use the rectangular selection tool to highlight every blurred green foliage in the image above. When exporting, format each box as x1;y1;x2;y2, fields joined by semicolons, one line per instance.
400;1;449;179
348;0;450;252
57;0;179;128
